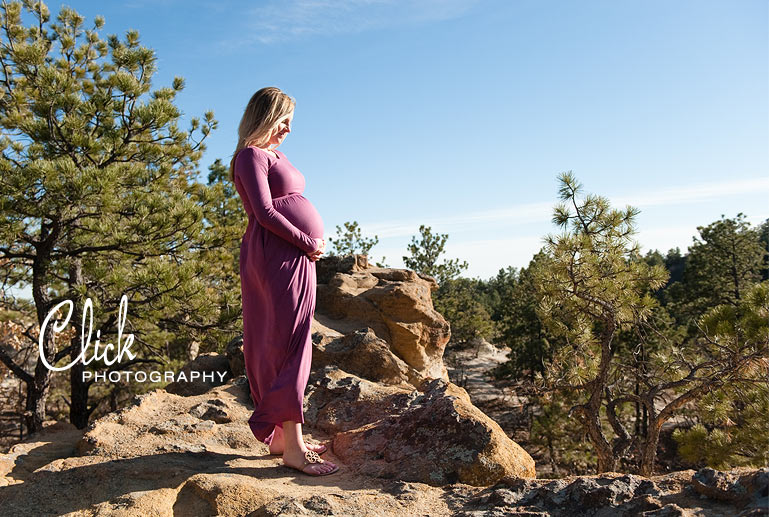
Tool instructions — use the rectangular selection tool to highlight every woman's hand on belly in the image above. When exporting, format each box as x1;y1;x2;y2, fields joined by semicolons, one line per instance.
307;237;325;261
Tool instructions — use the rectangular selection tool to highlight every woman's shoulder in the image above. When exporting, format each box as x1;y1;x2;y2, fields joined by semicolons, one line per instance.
247;145;280;158
238;145;272;156
235;146;277;166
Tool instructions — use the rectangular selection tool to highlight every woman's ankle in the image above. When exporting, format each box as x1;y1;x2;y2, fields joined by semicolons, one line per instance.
284;440;307;454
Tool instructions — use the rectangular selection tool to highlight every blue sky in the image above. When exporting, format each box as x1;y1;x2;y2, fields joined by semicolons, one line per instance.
18;1;769;283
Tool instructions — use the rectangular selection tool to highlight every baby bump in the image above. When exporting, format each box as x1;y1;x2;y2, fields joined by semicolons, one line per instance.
273;194;324;238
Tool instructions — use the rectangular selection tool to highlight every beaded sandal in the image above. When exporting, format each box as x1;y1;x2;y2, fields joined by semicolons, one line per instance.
285;450;339;476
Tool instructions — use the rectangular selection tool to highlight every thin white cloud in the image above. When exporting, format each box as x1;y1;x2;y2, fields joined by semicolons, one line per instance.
636;214;769;251
361;201;553;238
357;177;769;239
613;177;769;209
121;0;183;8
218;0;481;48
635;224;704;252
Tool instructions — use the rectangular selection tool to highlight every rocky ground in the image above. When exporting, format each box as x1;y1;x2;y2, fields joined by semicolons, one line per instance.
0;376;765;516
0;255;766;516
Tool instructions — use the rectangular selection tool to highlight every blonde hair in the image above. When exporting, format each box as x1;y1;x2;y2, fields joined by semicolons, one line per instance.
229;87;296;182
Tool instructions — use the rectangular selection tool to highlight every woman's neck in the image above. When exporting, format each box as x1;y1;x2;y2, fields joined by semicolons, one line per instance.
260;146;278;157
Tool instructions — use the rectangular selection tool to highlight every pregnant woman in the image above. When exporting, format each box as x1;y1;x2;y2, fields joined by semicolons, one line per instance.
229;87;339;477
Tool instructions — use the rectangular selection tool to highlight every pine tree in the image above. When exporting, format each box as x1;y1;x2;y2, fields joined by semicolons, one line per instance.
757;218;769;281
433;277;494;348
492;253;561;381
673;282;769;469
403;224;468;285
531;171;668;473
532;173;769;475
0;2;233;433
327;221;379;257
679;214;767;326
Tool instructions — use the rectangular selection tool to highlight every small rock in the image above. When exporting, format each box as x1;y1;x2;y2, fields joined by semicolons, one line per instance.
193;420;215;431
692;467;748;502
384;480;419;500
487;487;523;506
302;495;335;515
148;419;181;435
642;503;687;516
189;402;232;423
636;479;661;497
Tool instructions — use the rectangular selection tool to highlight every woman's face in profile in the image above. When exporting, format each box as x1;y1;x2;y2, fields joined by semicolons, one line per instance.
268;110;293;147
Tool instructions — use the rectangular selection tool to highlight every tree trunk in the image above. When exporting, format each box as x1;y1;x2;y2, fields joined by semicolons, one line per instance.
585;317;617;473
583;408;616;472
546;433;560;477
634;382;640;436
730;236;741;302
27;217;60;434
70;360;90;429
110;384;121;412
23;363;50;433
68;257;91;429
639;419;662;476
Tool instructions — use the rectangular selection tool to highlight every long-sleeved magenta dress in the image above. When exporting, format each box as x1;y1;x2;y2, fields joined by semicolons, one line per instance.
233;146;324;445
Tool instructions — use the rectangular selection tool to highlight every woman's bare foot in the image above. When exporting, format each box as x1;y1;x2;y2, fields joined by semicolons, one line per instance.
268;430;327;455
282;447;338;476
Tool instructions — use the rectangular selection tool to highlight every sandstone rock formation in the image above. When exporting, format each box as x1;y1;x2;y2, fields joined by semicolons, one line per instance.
0;255;764;516
305;369;535;485
315;254;450;384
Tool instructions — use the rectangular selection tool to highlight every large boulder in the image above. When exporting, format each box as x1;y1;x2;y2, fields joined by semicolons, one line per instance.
311;325;420;388
315;255;450;385
304;366;536;486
